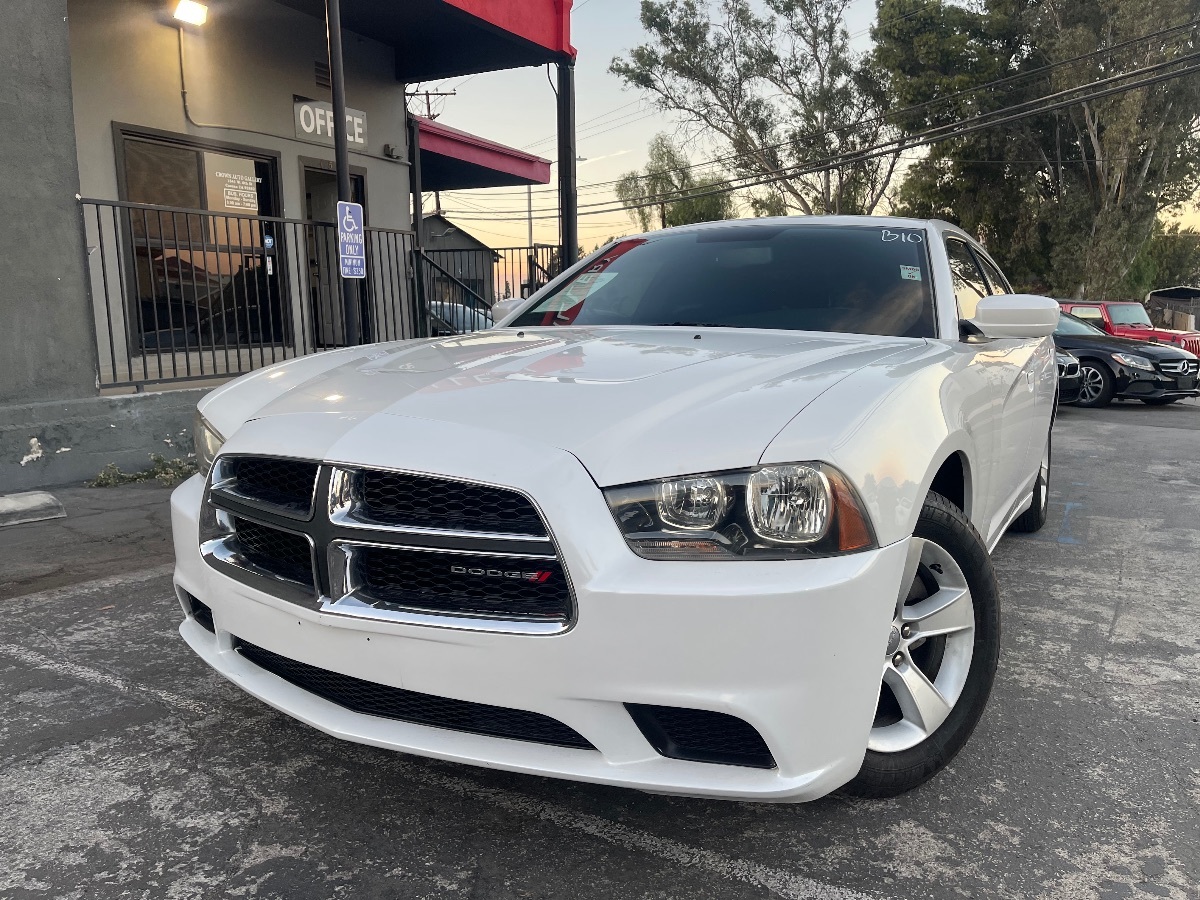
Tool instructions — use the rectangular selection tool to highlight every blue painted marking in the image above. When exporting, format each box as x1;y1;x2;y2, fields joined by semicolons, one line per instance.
1056;501;1085;545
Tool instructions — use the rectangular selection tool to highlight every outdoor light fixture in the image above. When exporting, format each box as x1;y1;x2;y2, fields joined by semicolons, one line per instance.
173;0;208;26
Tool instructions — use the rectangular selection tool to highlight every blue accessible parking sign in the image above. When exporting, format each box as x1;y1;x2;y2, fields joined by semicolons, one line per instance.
337;201;366;279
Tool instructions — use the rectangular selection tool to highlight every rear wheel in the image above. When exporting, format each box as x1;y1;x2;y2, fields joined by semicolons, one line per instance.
1011;434;1050;533
844;492;1000;798
1076;362;1114;408
1140;397;1180;406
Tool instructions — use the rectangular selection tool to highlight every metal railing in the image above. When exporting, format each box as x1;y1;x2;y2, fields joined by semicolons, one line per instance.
420;252;494;335
424;245;561;307
81;199;418;389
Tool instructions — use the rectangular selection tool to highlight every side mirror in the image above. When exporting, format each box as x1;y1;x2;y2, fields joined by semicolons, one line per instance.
489;296;524;325
968;294;1059;339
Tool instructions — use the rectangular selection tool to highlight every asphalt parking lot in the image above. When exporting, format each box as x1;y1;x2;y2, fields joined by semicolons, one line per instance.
2;401;1199;900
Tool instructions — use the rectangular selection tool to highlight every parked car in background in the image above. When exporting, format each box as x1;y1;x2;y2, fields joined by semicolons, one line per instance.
177;217;1060;803
1053;312;1200;407
1058;299;1200;355
1056;350;1082;404
428;300;494;336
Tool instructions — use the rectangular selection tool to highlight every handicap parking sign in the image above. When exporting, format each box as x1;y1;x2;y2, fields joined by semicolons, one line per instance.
337;201;366;279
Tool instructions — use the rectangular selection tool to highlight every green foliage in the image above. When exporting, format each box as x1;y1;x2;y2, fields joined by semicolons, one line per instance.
1120;223;1200;296
615;134;737;230
875;0;1200;296
89;454;199;488
611;0;900;216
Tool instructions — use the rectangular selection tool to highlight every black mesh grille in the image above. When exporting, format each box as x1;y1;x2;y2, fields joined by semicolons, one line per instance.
627;704;776;769
236;640;593;749
358;470;547;535
229;458;319;515
233;518;314;587
353;546;570;621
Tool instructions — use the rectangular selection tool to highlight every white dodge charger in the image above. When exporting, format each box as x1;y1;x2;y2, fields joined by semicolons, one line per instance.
174;217;1059;801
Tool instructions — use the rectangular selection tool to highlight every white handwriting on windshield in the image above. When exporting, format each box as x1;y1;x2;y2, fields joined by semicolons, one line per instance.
882;230;923;243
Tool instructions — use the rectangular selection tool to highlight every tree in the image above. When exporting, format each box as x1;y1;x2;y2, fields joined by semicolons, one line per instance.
1122;222;1200;295
874;0;1200;296
610;0;900;217
615;134;737;230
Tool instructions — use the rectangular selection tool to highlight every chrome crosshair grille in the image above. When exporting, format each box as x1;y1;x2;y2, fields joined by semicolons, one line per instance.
1158;358;1200;376
201;457;574;634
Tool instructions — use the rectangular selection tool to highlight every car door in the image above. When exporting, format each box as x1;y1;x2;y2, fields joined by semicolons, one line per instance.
943;238;1042;538
974;246;1055;488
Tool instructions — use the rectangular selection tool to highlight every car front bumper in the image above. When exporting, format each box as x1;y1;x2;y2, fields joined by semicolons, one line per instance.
1114;367;1200;400
1058;372;1082;404
172;448;909;802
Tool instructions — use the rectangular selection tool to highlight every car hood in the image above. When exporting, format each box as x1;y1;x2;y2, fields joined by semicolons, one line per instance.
211;327;925;486
1054;332;1198;359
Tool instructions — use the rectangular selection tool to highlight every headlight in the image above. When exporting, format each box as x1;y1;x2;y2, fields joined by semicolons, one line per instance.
1112;352;1155;372
193;411;225;476
604;463;875;560
1055;351;1075;367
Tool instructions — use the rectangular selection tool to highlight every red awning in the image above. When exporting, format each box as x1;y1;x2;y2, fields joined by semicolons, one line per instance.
276;0;574;82
417;117;552;190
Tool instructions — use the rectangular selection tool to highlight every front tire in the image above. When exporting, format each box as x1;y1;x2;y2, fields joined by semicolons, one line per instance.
843;492;1000;798
1010;433;1050;533
1076;361;1114;408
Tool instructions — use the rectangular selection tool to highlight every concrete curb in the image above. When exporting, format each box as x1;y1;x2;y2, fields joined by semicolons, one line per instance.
0;389;207;491
0;491;67;527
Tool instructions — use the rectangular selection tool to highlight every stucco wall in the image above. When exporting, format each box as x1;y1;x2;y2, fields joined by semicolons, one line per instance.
67;0;412;229
0;0;99;406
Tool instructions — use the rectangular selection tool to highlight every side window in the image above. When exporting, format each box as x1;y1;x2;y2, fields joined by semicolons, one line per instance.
976;253;1012;296
945;239;989;319
1071;306;1104;323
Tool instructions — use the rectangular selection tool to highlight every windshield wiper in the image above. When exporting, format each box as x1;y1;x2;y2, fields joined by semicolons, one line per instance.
654;321;731;328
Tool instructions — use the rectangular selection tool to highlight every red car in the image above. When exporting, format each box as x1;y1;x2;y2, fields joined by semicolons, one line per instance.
1058;299;1200;355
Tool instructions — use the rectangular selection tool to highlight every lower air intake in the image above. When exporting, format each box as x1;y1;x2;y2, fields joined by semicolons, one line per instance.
626;703;776;769
236;640;594;750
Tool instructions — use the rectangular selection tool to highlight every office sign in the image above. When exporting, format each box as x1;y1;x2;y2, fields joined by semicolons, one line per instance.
294;100;368;148
338;201;366;279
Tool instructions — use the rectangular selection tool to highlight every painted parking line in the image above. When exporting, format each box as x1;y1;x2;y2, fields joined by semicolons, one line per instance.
3;568;888;900
0;643;212;717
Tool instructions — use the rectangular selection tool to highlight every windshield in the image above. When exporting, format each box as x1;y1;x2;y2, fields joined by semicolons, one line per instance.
508;224;937;338
1107;303;1153;326
1055;312;1106;336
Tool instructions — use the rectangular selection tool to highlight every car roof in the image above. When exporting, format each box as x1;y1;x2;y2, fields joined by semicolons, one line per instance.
619;214;967;240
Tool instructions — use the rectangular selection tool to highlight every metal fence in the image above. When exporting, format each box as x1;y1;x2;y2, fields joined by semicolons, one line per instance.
424;245;562;307
81;199;418;389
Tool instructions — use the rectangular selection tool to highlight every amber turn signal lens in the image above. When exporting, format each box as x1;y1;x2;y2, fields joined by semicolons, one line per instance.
829;471;874;552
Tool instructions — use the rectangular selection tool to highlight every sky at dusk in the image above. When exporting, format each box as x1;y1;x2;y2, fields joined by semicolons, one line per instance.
416;0;879;249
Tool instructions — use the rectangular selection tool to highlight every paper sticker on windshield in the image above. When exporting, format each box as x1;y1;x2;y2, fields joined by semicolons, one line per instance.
900;266;923;281
536;272;617;312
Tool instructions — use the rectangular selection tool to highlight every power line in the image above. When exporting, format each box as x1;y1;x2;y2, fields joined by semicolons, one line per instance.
589;53;1200;218
446;17;1200;206
442;52;1200;221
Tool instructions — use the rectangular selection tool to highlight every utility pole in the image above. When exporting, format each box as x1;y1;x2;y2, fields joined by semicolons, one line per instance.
325;0;359;345
527;185;534;248
405;89;457;121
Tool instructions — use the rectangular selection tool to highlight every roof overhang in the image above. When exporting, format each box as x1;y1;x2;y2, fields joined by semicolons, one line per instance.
417;117;551;190
275;0;575;82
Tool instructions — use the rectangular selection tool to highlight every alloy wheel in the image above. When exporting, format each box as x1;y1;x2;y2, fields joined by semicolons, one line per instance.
1079;365;1105;404
867;537;976;753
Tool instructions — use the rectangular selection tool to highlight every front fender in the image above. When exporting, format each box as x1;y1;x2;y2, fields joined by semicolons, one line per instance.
760;343;983;547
